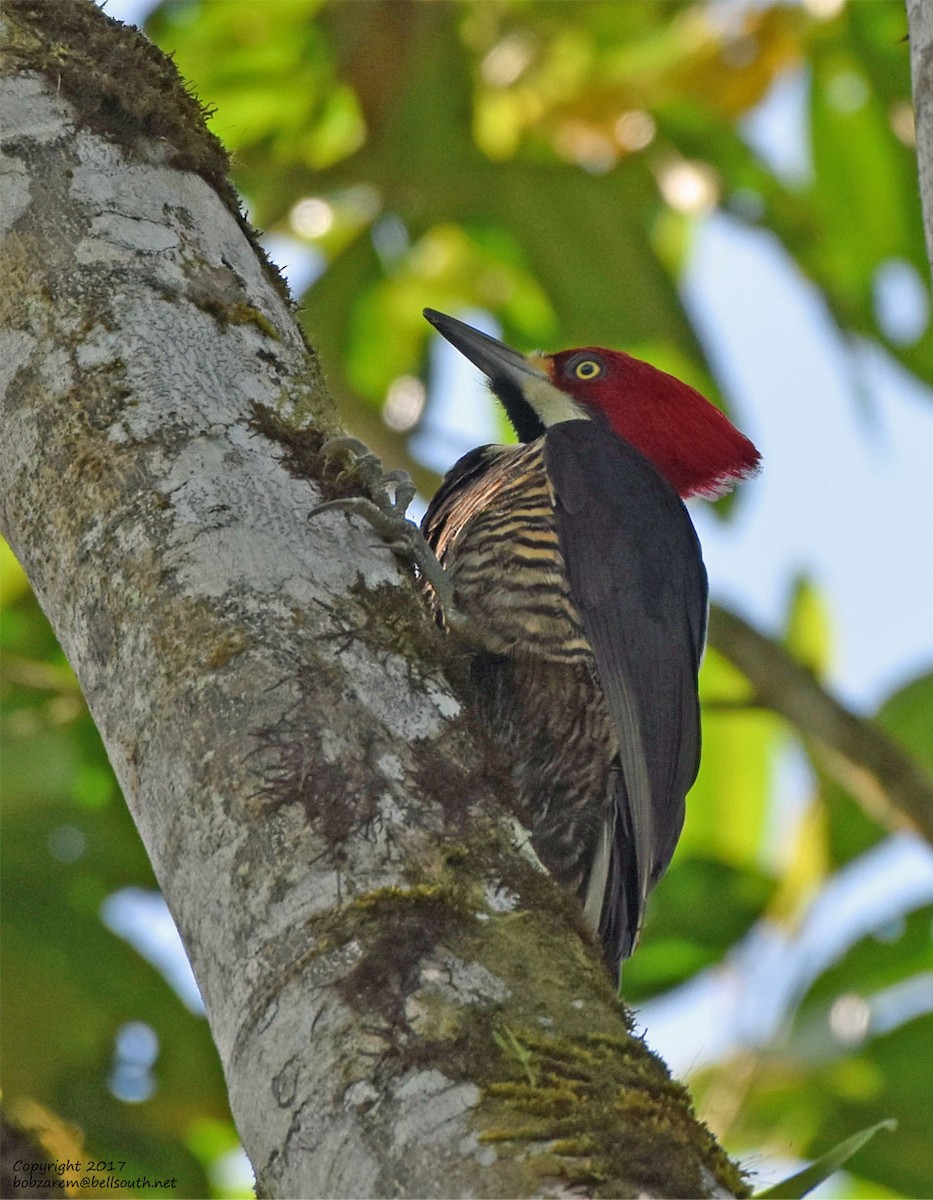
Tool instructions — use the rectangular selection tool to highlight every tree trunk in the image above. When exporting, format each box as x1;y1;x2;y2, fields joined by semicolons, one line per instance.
0;3;743;1198
908;0;933;264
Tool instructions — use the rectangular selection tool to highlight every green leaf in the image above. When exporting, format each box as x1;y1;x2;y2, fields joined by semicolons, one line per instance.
754;1118;896;1199
623;857;775;1001
1;535;30;607
783;576;832;682
683;649;781;866
790;904;933;1036
344;222;557;401
876;671;933;776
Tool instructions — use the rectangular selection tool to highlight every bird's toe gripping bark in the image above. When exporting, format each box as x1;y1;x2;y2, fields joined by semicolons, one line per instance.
310;436;464;629
313;435;416;517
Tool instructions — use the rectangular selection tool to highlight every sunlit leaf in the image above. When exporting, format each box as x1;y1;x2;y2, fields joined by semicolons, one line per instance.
766;796;830;927
755;1118;896;1199
684;648;780;866
344;223;557;401
1;536;29;607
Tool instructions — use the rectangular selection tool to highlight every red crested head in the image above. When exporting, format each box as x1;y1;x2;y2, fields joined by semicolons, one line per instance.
422;310;760;500
545;347;760;499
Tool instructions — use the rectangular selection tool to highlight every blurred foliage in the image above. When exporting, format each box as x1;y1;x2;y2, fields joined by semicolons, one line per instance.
1;546;241;1198
3;1;932;1197
755;1117;896;1199
146;0;931;448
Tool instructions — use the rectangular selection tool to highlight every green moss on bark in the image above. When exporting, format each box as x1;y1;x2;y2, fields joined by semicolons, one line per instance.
2;0;292;310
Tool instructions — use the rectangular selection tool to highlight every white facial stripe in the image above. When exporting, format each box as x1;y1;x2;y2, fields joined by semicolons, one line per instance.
523;373;590;427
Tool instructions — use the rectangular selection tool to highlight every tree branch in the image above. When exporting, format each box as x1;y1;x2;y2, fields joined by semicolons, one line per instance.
0;3;744;1197
708;604;933;842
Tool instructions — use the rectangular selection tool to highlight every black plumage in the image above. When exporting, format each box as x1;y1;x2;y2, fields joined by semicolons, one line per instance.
422;415;708;970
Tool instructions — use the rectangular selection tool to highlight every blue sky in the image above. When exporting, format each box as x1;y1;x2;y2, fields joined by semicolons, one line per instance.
687;211;933;711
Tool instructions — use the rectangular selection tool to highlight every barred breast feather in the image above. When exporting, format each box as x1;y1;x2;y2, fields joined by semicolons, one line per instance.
422;440;591;659
421;439;620;928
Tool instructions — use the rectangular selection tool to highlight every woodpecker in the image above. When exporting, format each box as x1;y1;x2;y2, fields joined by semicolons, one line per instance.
421;309;760;973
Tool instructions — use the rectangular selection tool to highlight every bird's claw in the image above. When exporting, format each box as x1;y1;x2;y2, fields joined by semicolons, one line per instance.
311;437;464;629
315;435;414;519
508;817;548;875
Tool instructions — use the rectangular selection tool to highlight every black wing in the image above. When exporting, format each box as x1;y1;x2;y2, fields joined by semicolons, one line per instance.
545;418;708;965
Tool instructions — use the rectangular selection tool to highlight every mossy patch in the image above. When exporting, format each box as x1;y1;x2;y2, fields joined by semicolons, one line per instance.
5;0;228;194
251;661;383;845
204;628;248;670
188;291;280;341
248;402;329;483
249;401;414;508
473;1027;749;1199
3;0;292;311
345;869;749;1198
333;884;467;1027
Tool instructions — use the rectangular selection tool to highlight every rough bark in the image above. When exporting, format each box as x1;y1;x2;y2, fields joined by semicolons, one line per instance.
0;4;743;1199
908;0;933;266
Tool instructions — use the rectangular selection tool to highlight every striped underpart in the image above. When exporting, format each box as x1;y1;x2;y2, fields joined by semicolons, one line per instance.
422;438;618;906
424;440;588;658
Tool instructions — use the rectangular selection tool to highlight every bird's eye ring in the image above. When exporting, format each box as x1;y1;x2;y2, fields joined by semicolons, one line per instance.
573;358;602;380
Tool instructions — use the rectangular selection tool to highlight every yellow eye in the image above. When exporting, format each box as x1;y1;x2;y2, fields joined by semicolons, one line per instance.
574;359;602;380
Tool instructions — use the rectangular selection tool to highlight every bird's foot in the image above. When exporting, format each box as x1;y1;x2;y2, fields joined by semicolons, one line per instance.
315;435;415;517
311;437;462;628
